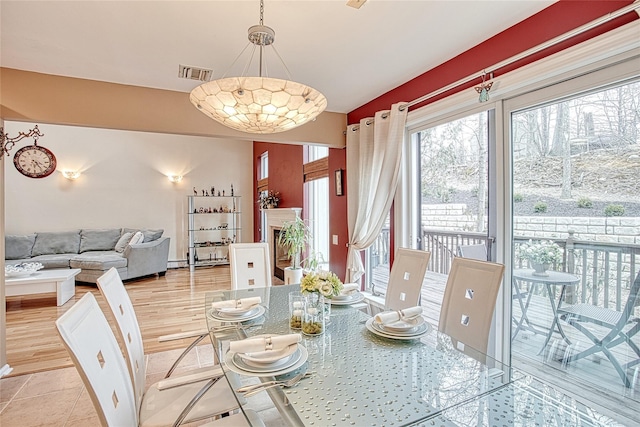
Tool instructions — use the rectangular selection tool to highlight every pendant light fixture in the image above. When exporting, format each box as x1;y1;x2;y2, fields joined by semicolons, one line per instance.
190;0;327;134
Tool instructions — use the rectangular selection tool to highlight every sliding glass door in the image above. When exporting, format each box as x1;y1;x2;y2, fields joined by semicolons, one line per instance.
506;67;640;405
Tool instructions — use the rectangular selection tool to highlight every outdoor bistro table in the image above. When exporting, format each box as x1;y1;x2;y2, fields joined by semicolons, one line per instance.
512;269;580;354
206;285;517;427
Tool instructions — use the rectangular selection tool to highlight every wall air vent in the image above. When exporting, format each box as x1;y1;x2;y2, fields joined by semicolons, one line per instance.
178;65;213;82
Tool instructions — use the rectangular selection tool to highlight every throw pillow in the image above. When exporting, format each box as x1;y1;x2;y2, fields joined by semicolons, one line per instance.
5;234;37;260
79;229;122;253
114;232;134;253
32;231;81;256
129;231;144;246
142;229;164;242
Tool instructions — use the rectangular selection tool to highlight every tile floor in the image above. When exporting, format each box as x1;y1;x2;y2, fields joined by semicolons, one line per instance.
0;345;286;427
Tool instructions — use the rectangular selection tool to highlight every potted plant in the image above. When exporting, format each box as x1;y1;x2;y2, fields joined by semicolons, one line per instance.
518;239;563;276
259;190;280;209
278;216;311;285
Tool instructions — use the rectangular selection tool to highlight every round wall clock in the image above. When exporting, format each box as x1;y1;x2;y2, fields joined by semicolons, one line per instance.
13;144;57;178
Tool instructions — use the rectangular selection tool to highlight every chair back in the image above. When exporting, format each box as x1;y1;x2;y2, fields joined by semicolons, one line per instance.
96;267;146;410
55;292;138;427
620;271;640;321
229;243;272;289
458;244;488;261
439;257;505;354
384;248;431;311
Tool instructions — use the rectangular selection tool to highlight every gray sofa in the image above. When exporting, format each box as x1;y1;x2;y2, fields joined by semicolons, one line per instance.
5;228;170;284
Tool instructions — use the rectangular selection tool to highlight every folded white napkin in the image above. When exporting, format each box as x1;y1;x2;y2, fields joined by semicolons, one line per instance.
211;297;262;310
229;334;301;354
374;306;423;325
340;283;359;295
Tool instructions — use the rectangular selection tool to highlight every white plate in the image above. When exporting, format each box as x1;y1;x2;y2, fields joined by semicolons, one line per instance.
239;343;298;364
366;318;432;340
235;348;301;371
380;316;425;332
207;305;265;323
224;345;308;377
330;292;365;306
215;305;261;316
372;320;429;337
332;292;357;301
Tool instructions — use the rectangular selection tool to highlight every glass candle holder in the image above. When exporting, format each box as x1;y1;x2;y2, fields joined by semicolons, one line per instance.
289;292;304;330
302;293;325;336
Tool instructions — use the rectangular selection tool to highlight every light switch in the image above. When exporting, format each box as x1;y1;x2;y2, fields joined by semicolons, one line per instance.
332;235;338;245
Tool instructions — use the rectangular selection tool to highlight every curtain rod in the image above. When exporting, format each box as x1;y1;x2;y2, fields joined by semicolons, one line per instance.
347;2;640;133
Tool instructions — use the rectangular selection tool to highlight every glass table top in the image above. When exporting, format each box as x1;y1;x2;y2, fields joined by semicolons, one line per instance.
206;285;516;427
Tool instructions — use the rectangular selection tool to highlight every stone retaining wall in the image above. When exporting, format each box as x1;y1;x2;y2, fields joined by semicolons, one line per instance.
423;204;640;244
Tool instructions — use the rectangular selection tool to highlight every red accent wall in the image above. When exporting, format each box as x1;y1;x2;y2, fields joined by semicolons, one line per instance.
348;0;637;124
252;142;304;241
329;148;347;281
346;0;636;270
253;0;637;279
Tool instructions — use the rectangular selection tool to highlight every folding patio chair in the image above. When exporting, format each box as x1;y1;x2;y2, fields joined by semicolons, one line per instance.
558;271;640;388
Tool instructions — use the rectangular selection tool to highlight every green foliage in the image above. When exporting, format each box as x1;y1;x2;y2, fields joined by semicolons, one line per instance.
577;197;593;208
278;217;311;269
513;193;524;203
534;202;548;213
435;186;456;203
604;204;625;217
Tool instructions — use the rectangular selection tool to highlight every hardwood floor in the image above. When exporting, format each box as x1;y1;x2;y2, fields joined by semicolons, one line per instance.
4;266;234;377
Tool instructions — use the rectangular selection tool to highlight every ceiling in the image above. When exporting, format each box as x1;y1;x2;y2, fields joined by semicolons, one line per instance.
0;1;556;114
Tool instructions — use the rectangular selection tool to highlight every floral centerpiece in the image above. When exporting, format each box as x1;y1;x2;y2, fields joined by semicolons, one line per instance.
518;239;563;276
301;270;344;298
299;270;343;335
259;190;280;209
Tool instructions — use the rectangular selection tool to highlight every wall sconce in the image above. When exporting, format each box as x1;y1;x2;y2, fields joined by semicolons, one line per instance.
62;170;81;180
168;175;183;183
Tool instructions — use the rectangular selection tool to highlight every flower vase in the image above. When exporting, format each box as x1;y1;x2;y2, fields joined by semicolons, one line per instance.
532;262;550;277
302;293;325;336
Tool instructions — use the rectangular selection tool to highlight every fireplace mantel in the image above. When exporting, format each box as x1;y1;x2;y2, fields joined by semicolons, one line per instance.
264;208;302;280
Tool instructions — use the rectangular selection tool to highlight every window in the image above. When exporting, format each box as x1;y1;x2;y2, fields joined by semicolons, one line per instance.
304;146;329;269
259;152;269;242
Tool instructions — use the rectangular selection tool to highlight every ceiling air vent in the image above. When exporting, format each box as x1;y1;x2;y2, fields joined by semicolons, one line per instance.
178;65;213;82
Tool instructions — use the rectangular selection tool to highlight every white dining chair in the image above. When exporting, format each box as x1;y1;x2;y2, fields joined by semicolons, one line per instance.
384;248;431;311
439;257;505;355
229;242;272;289
55;292;263;427
96;268;243;425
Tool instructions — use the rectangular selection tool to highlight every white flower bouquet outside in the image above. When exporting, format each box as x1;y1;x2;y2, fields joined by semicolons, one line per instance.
518;240;563;266
300;270;343;299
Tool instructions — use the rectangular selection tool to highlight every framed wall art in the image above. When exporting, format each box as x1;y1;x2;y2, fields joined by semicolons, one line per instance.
335;169;344;196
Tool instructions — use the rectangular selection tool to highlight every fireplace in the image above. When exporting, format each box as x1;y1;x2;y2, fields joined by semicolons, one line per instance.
263;208;302;281
273;229;290;280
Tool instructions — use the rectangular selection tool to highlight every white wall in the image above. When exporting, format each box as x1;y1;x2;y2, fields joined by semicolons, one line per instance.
3;122;254;263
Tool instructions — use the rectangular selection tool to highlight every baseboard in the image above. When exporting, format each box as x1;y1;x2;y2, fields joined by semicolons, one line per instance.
167;260;188;269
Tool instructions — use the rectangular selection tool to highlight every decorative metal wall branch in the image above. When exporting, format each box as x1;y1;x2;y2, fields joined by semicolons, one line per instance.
475;72;493;103
0;125;44;158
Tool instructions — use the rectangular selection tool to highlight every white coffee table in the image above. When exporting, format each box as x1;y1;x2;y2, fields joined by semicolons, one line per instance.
5;268;81;306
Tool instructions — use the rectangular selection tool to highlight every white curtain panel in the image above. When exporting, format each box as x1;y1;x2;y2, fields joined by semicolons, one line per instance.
346;102;408;283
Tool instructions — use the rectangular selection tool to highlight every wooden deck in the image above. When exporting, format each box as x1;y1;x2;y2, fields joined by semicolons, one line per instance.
371;265;640;425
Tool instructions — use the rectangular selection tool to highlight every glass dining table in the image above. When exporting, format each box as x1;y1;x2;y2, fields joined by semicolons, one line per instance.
205;284;520;426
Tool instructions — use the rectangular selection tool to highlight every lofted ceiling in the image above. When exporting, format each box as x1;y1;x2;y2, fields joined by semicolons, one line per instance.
0;1;555;114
